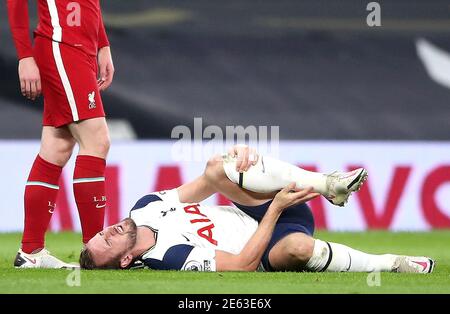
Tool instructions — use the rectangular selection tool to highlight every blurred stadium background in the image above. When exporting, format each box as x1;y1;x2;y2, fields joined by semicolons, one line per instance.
1;0;450;233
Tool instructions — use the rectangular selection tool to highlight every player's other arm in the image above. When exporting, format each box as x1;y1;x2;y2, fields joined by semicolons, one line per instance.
215;185;318;272
6;0;41;100
7;0;33;60
176;154;220;202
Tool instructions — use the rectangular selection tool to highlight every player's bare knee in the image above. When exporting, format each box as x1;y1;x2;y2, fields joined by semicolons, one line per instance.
70;118;110;157
85;133;110;158
40;138;75;166
96;134;111;156
285;234;314;264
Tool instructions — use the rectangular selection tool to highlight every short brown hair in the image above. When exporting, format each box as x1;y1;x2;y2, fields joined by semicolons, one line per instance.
79;248;97;270
79;247;123;270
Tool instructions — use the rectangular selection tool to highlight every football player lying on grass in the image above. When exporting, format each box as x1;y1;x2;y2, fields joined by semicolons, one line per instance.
79;145;435;273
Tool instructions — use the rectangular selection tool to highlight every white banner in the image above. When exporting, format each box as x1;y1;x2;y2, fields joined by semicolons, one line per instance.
1;140;449;232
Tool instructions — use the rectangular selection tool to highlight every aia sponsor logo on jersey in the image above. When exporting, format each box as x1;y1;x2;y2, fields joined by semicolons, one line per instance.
184;204;218;246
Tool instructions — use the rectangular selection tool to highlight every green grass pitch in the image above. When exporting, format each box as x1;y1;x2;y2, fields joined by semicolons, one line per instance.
0;231;449;294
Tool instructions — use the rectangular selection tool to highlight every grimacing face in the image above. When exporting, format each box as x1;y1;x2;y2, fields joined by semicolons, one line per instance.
85;218;138;268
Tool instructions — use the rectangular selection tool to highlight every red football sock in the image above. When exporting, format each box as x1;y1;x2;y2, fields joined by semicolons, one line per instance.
22;155;62;254
73;155;106;244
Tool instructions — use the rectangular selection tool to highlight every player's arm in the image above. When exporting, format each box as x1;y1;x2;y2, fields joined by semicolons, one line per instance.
215;184;319;271
7;0;33;60
6;0;41;100
176;175;217;204
177;145;257;203
97;8;114;91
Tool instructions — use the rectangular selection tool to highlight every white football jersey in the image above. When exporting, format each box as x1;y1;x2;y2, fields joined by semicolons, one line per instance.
129;189;258;271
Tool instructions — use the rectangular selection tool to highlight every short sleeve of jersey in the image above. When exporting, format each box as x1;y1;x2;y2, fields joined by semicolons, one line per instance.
142;244;217;272
130;189;180;211
157;189;181;204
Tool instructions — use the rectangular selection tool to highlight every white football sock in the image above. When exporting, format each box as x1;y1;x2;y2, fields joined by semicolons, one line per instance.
222;155;328;194
306;239;397;272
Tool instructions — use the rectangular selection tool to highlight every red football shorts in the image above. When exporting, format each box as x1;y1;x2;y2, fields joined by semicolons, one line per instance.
33;36;105;127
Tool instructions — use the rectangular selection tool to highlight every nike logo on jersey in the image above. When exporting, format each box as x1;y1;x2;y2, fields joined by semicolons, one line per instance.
96;203;106;209
182;235;191;242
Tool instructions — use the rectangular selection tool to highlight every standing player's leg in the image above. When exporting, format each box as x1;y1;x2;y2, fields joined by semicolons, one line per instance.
68;117;110;244
268;233;435;273
14;126;76;268
43;39;111;245
223;154;367;206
